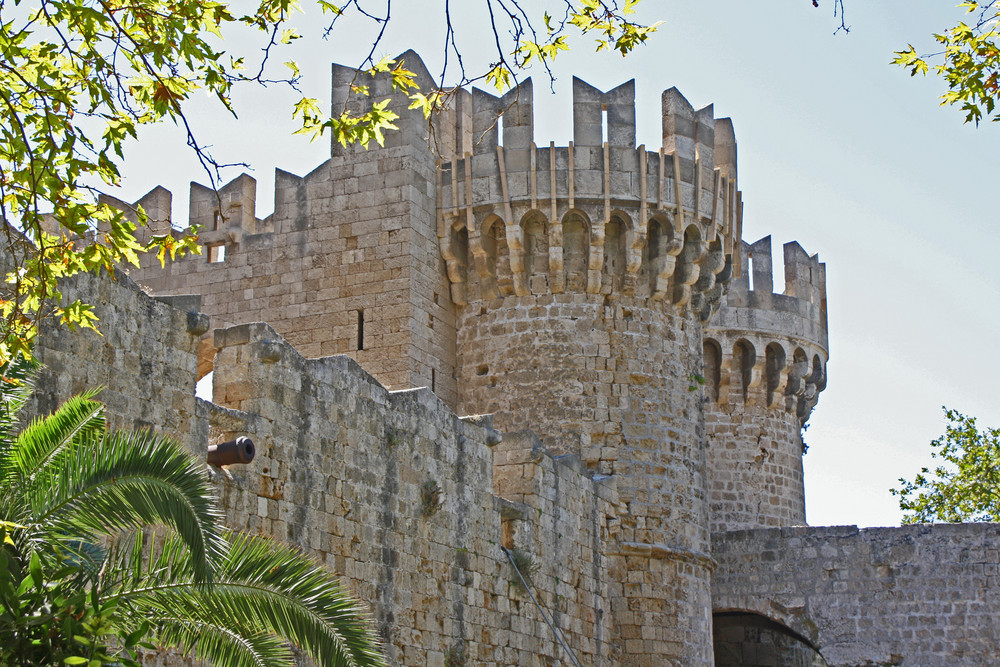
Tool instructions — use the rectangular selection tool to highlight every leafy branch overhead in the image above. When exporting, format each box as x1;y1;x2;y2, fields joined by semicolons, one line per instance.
892;408;1000;523
0;0;658;367
894;1;1000;124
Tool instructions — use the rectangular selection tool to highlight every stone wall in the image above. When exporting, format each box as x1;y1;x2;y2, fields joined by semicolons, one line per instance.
209;320;629;665
712;524;1000;666
28;269;635;665
28;271;206;447
704;236;828;532
119;54;458;409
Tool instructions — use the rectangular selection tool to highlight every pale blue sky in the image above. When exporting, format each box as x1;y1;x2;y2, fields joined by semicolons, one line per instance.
115;2;1000;528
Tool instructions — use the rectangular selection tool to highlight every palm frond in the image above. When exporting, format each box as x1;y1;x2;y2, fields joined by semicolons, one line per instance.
0;355;38;456
110;532;387;667
194;533;386;667
6;391;104;482
27;429;226;583
100;529;197;595
146;616;295;667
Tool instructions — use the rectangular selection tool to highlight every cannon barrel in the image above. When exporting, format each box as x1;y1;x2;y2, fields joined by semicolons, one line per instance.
207;436;255;466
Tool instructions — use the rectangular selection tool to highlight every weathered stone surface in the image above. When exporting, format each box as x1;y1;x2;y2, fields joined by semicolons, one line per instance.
25;51;998;667
713;524;1000;666
704;237;829;533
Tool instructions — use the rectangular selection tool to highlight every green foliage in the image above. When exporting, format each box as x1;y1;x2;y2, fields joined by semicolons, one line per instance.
891;407;1000;523
478;0;659;96
506;547;538;593
0;0;657;370
0;376;386;666
894;1;1000;124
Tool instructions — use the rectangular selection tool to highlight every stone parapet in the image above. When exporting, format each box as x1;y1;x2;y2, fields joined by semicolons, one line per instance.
703;236;828;532
712;524;1000;666
705;235;828;418
436;78;739;325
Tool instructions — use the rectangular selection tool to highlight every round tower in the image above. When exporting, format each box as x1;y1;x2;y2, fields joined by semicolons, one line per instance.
439;78;738;665
703;235;828;533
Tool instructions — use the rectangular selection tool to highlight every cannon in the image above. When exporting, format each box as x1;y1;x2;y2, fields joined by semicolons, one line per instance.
207;436;255;466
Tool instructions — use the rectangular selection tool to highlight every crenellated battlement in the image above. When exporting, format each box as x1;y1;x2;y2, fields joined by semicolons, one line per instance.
66;50;856;667
702;236;827;533
704;235;828;422
428;75;742;323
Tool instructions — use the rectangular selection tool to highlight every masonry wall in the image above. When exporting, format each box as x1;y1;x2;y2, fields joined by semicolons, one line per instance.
207;321;626;666
712;524;1000;666
121;56;458;408
704;236;828;532
27;269;634;665
27;271;206;446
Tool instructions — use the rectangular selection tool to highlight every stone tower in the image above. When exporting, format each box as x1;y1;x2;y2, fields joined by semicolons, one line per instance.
703;236;828;532
122;51;461;406
117;52;830;665
436;76;738;664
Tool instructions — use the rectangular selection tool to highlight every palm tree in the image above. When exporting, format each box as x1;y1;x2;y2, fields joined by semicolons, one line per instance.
0;376;386;667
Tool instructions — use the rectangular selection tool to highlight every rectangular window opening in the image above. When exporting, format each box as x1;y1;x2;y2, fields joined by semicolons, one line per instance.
601;104;608;145
207;244;226;263
431;368;436;393
212;210;221;231
356;309;365;350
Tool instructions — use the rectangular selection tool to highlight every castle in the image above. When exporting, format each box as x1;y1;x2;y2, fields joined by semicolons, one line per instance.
29;53;1000;666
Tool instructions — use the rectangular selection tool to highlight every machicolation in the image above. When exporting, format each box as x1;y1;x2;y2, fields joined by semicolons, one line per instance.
26;50;999;666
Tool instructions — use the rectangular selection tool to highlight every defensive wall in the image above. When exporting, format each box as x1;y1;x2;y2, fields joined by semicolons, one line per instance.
29;241;1000;667
31;270;629;665
712;524;1000;666
23;50;998;665
704;236;828;533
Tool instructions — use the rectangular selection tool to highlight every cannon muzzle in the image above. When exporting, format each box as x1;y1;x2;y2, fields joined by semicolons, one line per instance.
207;437;255;466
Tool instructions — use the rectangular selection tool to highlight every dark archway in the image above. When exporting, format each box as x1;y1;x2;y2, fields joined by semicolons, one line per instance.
713;612;827;667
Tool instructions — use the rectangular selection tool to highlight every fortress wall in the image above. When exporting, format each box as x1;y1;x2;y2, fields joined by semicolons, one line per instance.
121;78;459;407
206;321;628;666
28;271;206;448
704;237;828;532
712;524;1000;667
29;268;630;665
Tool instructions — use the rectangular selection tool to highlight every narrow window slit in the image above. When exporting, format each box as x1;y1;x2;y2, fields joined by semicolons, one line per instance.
356;309;364;351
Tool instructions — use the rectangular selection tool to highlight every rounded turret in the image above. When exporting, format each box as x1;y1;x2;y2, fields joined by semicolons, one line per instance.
703;235;829;532
438;77;741;666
